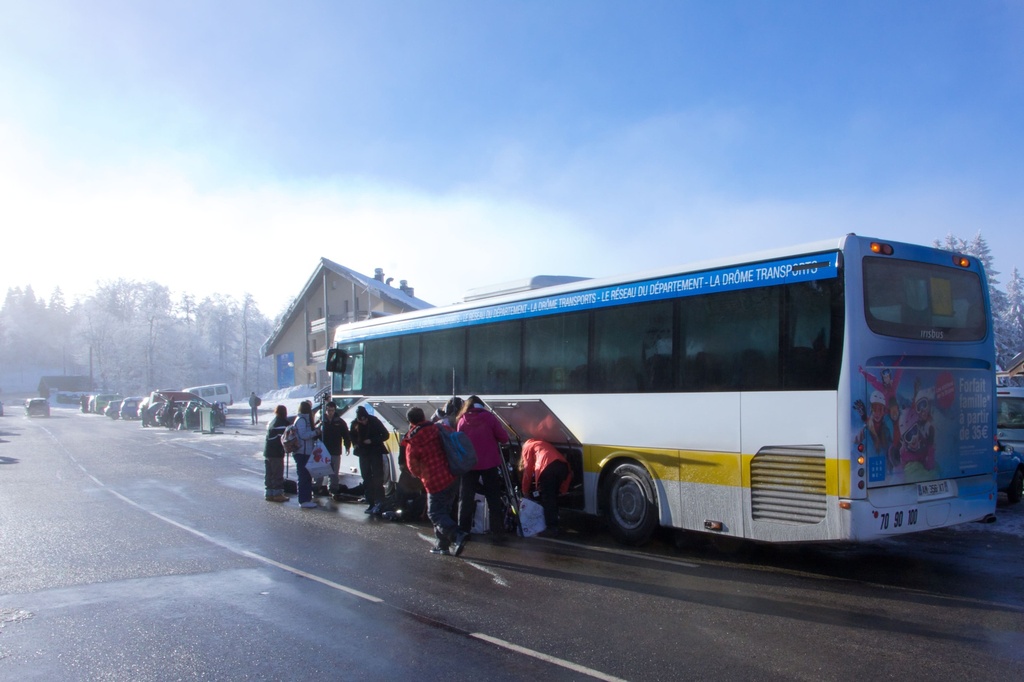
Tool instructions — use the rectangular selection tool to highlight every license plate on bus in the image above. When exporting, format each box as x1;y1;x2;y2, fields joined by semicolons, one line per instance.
917;479;956;501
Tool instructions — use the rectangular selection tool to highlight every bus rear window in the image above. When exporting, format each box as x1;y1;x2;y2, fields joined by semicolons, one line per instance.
863;257;987;341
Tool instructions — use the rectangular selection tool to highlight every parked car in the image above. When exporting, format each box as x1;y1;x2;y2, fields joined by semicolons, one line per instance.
996;386;1024;504
92;393;124;415
25;398;50;417
175;398;227;430
141;391;223;429
104;400;124;419
119;397;143;420
0;399;5;416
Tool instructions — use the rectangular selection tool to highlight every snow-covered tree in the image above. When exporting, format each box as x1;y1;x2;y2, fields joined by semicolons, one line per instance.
1004;267;1024;367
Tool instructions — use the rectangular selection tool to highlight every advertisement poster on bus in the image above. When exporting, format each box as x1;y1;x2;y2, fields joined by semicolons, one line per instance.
853;360;992;486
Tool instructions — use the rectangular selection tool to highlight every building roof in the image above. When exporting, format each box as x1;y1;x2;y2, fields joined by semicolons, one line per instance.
1006;351;1024;377
38;375;94;393
261;258;434;357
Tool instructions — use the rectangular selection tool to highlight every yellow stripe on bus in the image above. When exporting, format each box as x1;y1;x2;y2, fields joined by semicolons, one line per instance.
587;445;844;497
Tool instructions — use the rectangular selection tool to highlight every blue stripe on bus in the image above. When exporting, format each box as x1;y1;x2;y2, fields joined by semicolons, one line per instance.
339;252;840;341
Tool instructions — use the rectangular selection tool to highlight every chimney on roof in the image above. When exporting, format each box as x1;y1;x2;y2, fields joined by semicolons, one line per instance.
374;268;385;282
399;280;414;297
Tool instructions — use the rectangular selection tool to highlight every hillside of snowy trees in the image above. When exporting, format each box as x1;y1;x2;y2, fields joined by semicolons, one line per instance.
0;280;275;397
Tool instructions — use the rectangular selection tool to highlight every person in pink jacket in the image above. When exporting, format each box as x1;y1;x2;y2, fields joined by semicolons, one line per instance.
455;395;510;535
520;438;572;536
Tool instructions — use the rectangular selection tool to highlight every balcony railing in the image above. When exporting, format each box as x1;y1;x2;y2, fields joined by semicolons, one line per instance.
310;313;368;335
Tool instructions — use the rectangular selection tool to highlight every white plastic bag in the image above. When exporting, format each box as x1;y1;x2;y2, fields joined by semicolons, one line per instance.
518;498;547;537
304;439;333;479
471;493;489;534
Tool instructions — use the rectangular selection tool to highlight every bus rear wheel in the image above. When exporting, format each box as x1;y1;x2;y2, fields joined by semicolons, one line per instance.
605;462;659;546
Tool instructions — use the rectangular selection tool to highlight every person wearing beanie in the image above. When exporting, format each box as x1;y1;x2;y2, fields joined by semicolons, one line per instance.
350;404;390;515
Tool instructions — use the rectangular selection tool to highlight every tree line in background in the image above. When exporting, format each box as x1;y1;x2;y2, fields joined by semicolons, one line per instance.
0;279;276;398
0;233;1022;399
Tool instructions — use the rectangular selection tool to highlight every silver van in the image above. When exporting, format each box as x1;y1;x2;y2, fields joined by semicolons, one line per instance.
183;383;233;406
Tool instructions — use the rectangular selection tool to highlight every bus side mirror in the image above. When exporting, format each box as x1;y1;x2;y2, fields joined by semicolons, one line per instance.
325;348;347;374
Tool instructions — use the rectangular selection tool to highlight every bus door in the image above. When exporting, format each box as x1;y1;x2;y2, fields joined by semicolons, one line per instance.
488;399;586;510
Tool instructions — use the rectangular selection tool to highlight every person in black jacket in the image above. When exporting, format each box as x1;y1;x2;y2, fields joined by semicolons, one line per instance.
317;401;351;497
350;405;390;515
264;405;292;502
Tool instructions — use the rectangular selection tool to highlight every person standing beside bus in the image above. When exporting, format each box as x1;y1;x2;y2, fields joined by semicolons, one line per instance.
263;405;292;502
456;395;510;535
293;400;321;509
403;406;468;556
318;401;351;497
351;405;389;515
520;438;573;536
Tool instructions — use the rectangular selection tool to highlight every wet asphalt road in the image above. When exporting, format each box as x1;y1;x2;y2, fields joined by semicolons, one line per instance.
1;405;1022;681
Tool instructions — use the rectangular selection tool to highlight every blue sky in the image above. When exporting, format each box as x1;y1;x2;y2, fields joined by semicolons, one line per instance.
1;1;1022;314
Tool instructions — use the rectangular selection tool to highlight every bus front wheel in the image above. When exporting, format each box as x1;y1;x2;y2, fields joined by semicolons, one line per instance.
605;462;659;546
1008;468;1023;505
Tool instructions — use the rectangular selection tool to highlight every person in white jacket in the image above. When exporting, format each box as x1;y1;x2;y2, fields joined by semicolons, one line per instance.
292;400;321;508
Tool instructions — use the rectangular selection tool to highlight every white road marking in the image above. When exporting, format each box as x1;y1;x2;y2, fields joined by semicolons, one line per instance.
414;532;510;586
463;561;509;587
471;633;630;682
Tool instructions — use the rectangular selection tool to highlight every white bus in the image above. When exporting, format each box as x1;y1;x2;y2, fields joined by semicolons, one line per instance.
326;235;997;545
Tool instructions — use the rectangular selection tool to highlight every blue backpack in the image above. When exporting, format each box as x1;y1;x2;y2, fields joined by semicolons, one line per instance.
437;424;478;475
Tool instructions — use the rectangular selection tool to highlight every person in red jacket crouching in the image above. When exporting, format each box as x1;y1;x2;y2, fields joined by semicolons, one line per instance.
403;406;469;557
520;438;573;537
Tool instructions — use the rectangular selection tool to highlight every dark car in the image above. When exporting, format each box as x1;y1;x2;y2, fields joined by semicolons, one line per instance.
25;398;50;417
120;397;142;420
997;386;1024;504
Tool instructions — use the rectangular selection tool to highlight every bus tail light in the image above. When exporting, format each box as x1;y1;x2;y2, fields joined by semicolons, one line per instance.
704;520;723;532
870;242;894;255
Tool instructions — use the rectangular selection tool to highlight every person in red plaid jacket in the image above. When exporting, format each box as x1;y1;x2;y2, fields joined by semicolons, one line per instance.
403;406;469;557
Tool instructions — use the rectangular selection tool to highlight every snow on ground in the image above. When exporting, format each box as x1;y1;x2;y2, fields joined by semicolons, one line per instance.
257;385;319;414
947;500;1024;538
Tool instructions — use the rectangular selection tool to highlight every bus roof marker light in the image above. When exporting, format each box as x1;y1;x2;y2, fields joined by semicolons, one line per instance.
953;255;971;268
869;242;894;255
